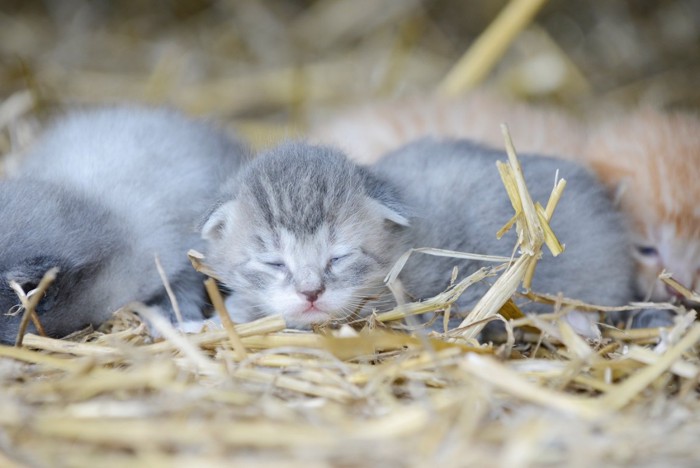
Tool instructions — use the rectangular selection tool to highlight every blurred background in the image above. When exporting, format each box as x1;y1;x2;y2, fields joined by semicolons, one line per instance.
0;0;698;150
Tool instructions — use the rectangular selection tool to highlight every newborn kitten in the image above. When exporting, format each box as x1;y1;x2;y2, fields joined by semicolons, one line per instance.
310;92;585;165
0;106;247;343
203;139;634;329
583;109;700;303
202;142;410;328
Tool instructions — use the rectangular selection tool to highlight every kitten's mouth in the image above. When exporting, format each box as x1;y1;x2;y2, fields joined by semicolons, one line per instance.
302;304;324;314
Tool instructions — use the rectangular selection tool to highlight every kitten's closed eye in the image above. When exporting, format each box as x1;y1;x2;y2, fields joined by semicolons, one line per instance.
635;245;659;257
329;253;351;266
263;260;286;270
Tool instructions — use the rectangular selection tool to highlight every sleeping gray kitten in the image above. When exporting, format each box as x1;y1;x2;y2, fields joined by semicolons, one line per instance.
0;106;247;343
203;139;634;329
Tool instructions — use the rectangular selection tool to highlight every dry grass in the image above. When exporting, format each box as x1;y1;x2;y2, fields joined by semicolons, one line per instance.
1;1;699;466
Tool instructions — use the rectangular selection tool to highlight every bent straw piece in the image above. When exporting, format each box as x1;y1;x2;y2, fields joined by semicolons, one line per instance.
457;255;530;340
204;278;248;360
501;124;544;250
9;284;46;338
438;0;550;95
536;203;564;256
378;267;495;323
187;249;220;280
11;267;58;346
384;247;509;285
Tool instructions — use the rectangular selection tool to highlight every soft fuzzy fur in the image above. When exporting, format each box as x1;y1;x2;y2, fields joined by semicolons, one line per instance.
203;138;635;329
0;106;247;343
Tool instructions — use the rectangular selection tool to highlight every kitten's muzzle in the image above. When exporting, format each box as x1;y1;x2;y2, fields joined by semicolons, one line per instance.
299;286;325;303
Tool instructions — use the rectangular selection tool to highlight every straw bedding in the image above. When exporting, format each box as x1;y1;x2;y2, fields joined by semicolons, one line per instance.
1;1;699;466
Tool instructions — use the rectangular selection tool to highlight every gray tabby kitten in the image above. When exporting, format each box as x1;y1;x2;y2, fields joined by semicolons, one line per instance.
0;106;247;343
203;139;634;329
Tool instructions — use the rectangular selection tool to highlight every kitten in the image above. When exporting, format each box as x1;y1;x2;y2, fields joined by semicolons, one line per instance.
309;92;585;165
313;95;697;326
583;109;700;304
0;106;248;343
202;142;410;328
203;139;634;329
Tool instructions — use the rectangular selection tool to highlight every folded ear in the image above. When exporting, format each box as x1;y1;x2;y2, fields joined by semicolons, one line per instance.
360;168;411;227
201;200;238;241
366;197;410;227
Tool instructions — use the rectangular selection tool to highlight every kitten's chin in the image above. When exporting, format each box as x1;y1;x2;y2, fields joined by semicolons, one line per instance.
285;309;333;328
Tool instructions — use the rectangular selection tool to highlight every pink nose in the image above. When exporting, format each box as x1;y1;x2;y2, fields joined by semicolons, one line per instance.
300;287;325;303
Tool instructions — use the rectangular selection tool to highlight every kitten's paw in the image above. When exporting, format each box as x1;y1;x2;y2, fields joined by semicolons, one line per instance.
630;309;675;329
176;320;211;334
564;310;601;339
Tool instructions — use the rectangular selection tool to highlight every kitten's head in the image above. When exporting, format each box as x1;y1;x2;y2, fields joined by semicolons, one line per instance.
0;180;117;343
585;110;700;302
202;142;410;328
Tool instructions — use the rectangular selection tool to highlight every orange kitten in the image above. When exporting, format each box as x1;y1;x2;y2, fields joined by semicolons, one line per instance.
583;109;700;302
310;92;585;164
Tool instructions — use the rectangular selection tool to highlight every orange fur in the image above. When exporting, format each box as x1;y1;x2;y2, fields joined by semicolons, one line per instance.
310;92;585;164
584;109;700;300
312;94;700;303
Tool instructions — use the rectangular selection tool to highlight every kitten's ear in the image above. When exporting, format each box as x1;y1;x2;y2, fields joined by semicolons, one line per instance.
360;168;410;227
201;201;238;241
366;198;410;227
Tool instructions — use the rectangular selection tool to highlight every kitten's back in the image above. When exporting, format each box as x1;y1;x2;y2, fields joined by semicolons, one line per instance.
21;106;246;228
0;106;248;340
373;138;634;310
20;106;248;274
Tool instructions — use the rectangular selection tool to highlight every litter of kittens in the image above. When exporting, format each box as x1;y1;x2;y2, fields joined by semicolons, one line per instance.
1;1;700;467
2;127;699;466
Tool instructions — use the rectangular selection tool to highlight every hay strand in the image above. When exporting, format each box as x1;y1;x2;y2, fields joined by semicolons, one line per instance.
437;0;550;95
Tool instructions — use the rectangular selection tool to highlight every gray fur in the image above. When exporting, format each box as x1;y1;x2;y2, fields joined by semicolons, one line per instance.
374;138;635;317
203;142;410;328
203;138;635;329
0;105;248;343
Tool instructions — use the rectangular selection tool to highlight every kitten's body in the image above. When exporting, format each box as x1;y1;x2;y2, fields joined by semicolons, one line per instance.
314;95;700;317
0;106;247;343
310;92;585;165
374;139;633;313
583;109;700;303
203;139;634;329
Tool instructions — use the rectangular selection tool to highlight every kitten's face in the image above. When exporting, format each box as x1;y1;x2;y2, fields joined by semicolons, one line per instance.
203;144;409;328
586;110;700;302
